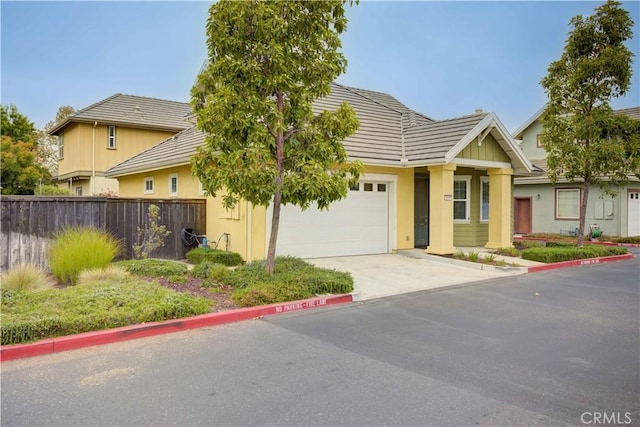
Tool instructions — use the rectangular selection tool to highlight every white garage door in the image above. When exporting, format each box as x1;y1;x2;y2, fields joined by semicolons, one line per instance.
270;181;390;258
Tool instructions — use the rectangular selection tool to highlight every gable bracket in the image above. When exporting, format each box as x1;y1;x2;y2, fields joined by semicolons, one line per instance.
477;123;494;147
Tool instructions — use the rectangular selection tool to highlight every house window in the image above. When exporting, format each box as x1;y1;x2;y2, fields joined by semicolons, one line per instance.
350;183;360;191
480;177;489;222
364;183;373;192
556;188;581;219
377;183;387;192
453;176;471;222
75;186;82;196
107;126;116;149
58;133;64;159
536;134;543;148
144;177;154;194
169;174;178;196
198;180;205;196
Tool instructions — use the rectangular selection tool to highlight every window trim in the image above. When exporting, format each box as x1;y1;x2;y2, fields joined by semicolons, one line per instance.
168;174;178;197
144;177;154;194
107;125;116;149
198;180;206;196
536;134;543;148
58;133;64;159
555;188;581;220
480;176;489;223
453;175;471;223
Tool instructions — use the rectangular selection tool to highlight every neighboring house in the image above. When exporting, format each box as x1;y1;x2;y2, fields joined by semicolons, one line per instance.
50;94;192;195
513;106;640;237
105;83;536;261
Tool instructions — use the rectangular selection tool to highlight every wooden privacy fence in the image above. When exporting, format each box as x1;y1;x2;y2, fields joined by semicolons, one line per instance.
1;196;206;271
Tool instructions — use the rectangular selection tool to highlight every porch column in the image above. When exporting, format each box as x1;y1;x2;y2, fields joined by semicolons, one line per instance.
426;164;456;255
485;167;514;249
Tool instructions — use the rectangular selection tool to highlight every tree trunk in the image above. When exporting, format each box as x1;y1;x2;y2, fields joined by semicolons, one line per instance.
266;187;282;274
577;178;590;247
265;91;286;274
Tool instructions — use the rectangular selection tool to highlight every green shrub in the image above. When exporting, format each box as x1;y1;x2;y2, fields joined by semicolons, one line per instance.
77;266;129;286
1;279;211;345
114;259;187;277
132;204;171;259
0;264;54;292
521;246;627;263
167;275;187;284
468;251;479;262
545;241;576;248
483;254;497;263
513;240;544;250
36;184;71;195
49;227;121;286
227;256;353;307
493;247;521;257
453;251;466;260
190;261;228;282
609;236;640;244
186;248;243;266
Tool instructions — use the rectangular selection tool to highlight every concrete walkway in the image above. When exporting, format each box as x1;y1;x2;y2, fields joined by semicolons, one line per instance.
309;250;534;301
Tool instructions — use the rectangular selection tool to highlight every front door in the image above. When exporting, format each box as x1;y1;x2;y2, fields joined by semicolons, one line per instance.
414;177;429;247
514;197;532;234
628;191;640;236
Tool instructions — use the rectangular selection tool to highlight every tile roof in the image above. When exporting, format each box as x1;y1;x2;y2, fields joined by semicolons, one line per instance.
514;105;640;139
50;94;192;135
614;106;640;120
106;126;205;177
106;83;533;177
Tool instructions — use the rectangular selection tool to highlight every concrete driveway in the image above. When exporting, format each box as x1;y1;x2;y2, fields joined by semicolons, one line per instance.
309;252;516;301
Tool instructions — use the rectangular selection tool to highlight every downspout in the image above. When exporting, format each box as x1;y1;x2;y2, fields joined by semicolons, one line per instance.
399;112;408;165
92;121;97;195
246;201;253;262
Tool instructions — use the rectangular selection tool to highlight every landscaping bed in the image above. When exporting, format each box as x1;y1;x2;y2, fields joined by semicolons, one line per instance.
2;250;353;345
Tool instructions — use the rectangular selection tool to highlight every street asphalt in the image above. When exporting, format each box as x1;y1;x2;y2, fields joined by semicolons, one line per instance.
1;258;638;426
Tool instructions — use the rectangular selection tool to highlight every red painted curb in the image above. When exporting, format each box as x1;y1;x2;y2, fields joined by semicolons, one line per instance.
1;294;353;362
528;253;634;273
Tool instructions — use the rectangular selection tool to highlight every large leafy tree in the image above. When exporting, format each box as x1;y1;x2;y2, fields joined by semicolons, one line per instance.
35;105;75;174
540;0;636;245
191;0;362;273
1;105;51;195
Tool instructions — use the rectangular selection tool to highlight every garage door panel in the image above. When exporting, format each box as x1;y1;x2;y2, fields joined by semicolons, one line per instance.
272;182;389;258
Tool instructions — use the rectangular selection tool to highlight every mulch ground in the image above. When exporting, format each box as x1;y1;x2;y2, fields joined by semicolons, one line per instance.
147;276;240;312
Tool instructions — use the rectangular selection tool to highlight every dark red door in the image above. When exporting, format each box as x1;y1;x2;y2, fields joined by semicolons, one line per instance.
515;198;532;234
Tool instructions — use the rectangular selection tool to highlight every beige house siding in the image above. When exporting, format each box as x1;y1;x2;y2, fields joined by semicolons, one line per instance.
455;134;510;163
453;168;489;246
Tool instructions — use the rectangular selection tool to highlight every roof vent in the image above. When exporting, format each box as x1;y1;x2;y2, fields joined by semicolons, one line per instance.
475;108;483;114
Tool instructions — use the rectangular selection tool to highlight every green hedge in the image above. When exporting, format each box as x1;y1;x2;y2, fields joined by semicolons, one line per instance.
521;246;628;263
545;241;577;248
186;248;244;266
609;236;640;244
1;280;211;345
227;256;353;307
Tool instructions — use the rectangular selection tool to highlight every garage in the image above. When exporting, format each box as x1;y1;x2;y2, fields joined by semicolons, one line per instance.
270;179;391;258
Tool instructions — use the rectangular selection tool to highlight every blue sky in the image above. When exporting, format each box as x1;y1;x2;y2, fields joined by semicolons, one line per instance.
2;1;639;132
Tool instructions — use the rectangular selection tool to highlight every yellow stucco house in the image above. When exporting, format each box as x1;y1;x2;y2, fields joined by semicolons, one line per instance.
105;83;535;261
50;94;192;195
